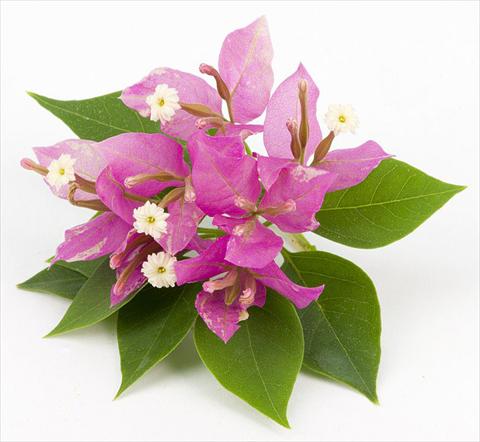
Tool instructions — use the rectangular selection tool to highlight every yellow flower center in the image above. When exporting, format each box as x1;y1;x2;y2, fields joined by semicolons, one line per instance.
158;98;165;107
157;266;166;273
59;168;65;175
147;216;156;224
338;115;346;123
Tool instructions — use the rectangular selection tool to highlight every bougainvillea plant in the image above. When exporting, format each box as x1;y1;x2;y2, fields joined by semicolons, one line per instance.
19;17;465;427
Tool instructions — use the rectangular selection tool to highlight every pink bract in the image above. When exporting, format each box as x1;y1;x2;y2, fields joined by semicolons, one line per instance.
218;16;274;123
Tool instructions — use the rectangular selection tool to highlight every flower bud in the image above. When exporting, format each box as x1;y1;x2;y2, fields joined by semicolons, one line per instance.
311;131;335;166
199;63;231;102
67;183;109;211
239;274;257;307
74;174;97;194
124;172;183;188
203;270;238;294
20;158;48;176
110;234;151;270
195;116;226;132
184;176;196;203
199;63;216;76
224;277;241;305
238;311;249;321
234;195;256;212
260;199;296;217
157;187;185;208
286;118;302;161
199;63;235;122
180;102;223;119
298;79;309;156
195;119;208;130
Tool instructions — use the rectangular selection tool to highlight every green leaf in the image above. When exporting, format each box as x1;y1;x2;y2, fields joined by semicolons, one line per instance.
28;91;159;141
315;158;465;248
282;250;381;403
17;265;87;300
116;283;200;397
54;257;107;278
194;292;304;428
46;258;139;336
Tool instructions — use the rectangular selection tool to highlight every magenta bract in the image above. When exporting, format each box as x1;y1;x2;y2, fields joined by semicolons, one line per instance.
175;237;324;341
23;15;392;342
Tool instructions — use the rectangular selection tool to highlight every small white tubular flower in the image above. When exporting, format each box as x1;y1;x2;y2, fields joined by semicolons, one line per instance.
142;252;177;288
133;201;169;239
46;154;76;190
145;84;181;124
325;104;359;135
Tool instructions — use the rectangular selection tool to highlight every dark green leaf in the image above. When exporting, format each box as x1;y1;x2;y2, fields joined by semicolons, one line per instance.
28;91;159;141
17;265;87;300
46;258;139;336
282;250;380;402
54;257;107;278
315;158;465;248
116;283;200;397
194;292;304;428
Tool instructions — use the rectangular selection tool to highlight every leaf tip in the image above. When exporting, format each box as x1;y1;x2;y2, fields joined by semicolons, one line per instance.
274;415;291;429
43;326;62;338
367;389;380;405
113;381;132;400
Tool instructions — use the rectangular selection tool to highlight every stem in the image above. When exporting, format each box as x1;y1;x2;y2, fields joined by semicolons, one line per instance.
282;233;316;252
244;142;252;156
197;227;225;238
226;99;235;123
299;149;305;166
266;222;316;252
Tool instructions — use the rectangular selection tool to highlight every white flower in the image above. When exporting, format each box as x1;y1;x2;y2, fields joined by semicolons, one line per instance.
141;252;177;288
46;154;76;190
146;84;181;125
133;201;169;239
325;104;359;135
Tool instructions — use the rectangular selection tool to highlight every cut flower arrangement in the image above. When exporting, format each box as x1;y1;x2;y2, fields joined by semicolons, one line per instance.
19;17;465;427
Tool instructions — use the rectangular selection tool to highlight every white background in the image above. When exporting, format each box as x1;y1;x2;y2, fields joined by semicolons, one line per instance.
1;1;479;441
